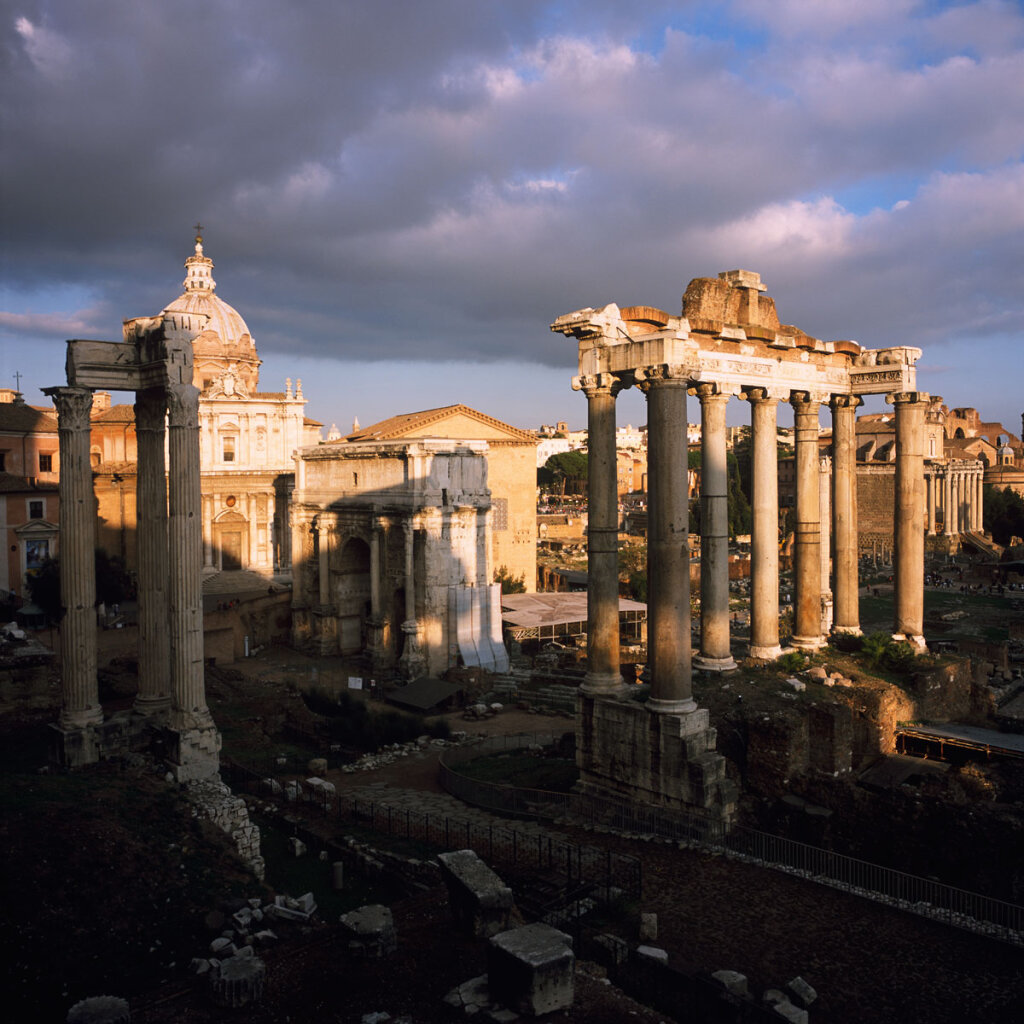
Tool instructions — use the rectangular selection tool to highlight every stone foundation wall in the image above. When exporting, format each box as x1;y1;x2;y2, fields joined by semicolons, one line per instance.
856;465;895;542
187;777;265;880
576;694;736;822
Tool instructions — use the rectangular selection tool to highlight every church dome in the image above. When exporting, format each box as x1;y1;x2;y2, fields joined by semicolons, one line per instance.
162;230;261;394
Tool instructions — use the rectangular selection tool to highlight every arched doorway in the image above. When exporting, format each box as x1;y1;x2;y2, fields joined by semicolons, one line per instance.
335;536;371;655
213;510;248;571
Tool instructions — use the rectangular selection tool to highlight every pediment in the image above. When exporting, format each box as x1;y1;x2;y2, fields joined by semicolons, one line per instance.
14;519;58;537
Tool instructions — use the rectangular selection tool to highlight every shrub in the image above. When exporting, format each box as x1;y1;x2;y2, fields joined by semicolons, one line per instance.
776;651;806;673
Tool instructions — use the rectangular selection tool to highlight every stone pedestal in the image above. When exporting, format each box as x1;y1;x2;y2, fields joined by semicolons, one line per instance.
487;923;575;1016
339;904;397;958
209;955;265;1008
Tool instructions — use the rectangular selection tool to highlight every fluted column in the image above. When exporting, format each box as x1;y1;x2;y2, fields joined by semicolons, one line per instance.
791;392;826;650
819;455;833;634
748;389;782;659
399;518;425;678
694;384;735;671
47;386;102;731
578;374;625;695
202;495;215;570
890;391;928;650
942;471;952;535
639;365;696;713
167;381;210;724
831;395;861;635
975;469;983;531
925;473;935;535
133;389;171;715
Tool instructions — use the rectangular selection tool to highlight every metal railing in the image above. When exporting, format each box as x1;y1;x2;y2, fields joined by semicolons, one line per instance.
437;737;1024;946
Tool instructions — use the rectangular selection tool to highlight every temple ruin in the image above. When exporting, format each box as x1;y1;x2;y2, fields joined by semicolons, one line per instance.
552;269;929;821
46;312;220;778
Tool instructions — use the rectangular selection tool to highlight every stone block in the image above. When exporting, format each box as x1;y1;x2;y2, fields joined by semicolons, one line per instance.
770;999;809;1023
437;849;515;938
308;757;328;775
288;836;307;857
487;922;574;1016
636;945;668;963
443;975;491;1015
339;904;397;958
711;970;749;997
787;976;818;1008
638;912;658;941
592;933;630;968
209;954;265;1008
66;995;131;1023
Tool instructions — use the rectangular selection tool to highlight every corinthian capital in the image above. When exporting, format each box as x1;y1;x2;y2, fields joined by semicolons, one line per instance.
166;382;199;426
45;386;93;432
635;363;696;392
573;372;624;398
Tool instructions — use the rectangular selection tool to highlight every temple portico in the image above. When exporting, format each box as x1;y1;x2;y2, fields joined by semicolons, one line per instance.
552;270;925;820
46;314;221;778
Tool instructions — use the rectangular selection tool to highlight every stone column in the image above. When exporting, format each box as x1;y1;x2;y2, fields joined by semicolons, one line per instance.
748;389;782;659
202;495;215;570
577;374;625;695
694;384;735;671
166;381;212;726
639;365;696;713
975;469;984;531
830;395;861;635
942;471;952;536
790;392;826;650
317;518;331;606
399;518;426;678
890;391;928;650
133;388;171;716
47;386;103;733
819;455;833;634
925;473;935;535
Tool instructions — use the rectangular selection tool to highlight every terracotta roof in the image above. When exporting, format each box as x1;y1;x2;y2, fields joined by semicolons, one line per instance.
0;403;58;433
303;416;323;426
91;404;136;423
343;404;536;444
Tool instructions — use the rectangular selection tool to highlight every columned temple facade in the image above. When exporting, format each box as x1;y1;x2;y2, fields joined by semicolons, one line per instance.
553;270;928;821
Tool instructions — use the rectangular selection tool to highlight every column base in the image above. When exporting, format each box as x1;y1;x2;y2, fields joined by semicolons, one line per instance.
892;633;928;653
831;625;863;637
133;694;172;717
162;722;222;782
748;644;784;662
693;654;738;673
398;621;427;680
580;671;629;698
58;704;104;731
49;721;100;768
646;696;698;715
791;634;827;652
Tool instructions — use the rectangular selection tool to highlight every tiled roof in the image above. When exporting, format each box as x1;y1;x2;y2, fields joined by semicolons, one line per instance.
92;404;136;423
343;404;536;444
0;403;58;433
0;472;58;493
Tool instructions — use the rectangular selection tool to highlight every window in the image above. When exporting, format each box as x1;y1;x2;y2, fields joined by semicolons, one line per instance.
223;437;236;463
0;451;6;472
29;500;43;520
38;454;53;473
353;472;359;486
492;497;509;531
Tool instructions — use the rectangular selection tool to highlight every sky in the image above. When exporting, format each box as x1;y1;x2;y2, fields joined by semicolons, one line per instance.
2;0;1023;436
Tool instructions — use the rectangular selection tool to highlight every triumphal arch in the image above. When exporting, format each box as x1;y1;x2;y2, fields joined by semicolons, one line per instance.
552;270;929;820
47;312;220;779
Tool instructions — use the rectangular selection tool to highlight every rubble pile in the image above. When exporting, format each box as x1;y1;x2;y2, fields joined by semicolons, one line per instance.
186;778;266;880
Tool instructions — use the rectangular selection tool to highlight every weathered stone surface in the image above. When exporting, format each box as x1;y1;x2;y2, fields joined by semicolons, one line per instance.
636;945;669;964
339;904;397;958
66;995;131;1023
487;922;575;1016
209;954;265;1008
438;849;515;938
638;912;658;941
711;969;749;997
787;975;818;1008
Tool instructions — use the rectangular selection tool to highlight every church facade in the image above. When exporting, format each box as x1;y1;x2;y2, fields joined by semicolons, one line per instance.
91;233;322;576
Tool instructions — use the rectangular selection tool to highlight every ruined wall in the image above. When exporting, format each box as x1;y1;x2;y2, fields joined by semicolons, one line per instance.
856;464;895;544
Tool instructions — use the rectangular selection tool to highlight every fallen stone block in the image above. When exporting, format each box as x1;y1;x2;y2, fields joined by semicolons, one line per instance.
308;757;328;775
711;970;749;997
66;995;131;1023
443;974;492;1015
288;836;307;857
787;976;818;1008
592;933;630;968
209;954;266;1008
487;922;575;1016
769;999;809;1023
638;912;658;941
636;945;668;964
339;904;398;958
438;849;515;938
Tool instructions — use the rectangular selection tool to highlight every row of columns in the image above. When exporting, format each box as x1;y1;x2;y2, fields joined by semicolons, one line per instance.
580;372;931;712
47;381;213;736
927;464;984;536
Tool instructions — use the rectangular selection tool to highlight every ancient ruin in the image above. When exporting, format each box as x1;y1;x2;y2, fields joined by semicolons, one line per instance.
552;269;928;819
46;312;220;779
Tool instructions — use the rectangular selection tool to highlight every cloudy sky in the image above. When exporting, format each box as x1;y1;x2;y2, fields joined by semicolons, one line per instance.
2;0;1023;435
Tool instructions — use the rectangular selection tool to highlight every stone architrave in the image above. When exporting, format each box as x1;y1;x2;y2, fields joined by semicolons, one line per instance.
638;364;697;713
46;387;103;741
890;391;928;650
694;383;736;672
575;373;625;695
747;388;783;659
791;392;826;650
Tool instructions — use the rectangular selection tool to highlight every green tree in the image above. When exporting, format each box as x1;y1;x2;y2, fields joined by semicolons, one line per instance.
538;450;589;495
494;566;526;594
984;484;1024;545
25;556;62;622
25;552;134;624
